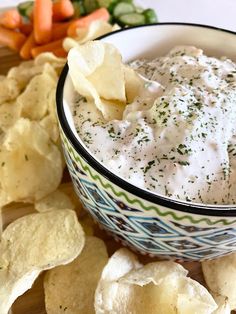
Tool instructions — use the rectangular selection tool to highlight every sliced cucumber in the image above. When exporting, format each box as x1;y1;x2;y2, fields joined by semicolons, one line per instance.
143;8;158;24
17;1;34;19
113;2;135;18
84;0;99;13
118;12;145;26
97;0;113;8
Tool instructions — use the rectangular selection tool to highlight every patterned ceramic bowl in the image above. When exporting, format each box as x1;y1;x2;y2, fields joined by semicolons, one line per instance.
56;23;236;261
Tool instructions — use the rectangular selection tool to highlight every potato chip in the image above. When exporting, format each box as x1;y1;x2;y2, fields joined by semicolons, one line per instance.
124;65;147;103
0;77;20;105
95;248;217;314
0;209;85;314
0;100;22;132
68;41;127;120
17;71;57;121
34;52;66;75
202;253;236;310
79;214;95;236
213;296;230;314
63;21;120;52
39;114;60;143
7;61;45;90
0;118;63;207
59;183;86;218
35;189;75;212
44;236;108;314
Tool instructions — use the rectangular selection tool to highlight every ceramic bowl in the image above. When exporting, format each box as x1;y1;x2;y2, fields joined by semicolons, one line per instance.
56;23;236;261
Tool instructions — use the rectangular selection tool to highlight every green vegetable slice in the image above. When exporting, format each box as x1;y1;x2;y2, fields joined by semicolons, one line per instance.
143;8;158;23
84;0;99;14
118;12;145;26
113;2;135;18
97;0;114;8
72;1;86;16
17;1;34;19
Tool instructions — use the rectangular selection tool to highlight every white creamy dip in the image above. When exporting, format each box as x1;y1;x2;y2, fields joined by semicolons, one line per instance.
71;46;236;205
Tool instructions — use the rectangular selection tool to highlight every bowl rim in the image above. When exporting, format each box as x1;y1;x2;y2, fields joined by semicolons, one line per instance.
56;22;236;216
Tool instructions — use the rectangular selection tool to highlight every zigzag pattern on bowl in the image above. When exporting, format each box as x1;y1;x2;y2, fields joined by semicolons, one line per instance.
61;131;236;260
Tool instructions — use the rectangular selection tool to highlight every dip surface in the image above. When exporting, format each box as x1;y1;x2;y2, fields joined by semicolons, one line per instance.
71;46;236;205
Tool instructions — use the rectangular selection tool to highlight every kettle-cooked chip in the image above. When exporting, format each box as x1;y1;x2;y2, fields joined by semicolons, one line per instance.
63;21;120;52
0;118;63;207
39;114;60;143
17;71;57;121
35;189;75;212
0;209;85;314
34;52;66;75
95;248;217;314
202;253;236;311
0;100;22;132
44;236;108;314
0;77;20;104
68;41;127;120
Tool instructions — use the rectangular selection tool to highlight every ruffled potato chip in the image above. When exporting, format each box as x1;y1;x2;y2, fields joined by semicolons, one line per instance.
58;183;86;218
34;52;66;75
7;53;64;91
68;41;127;120
213;296;230;314
95;248;217;314
63;20;120;51
0;100;22;132
39;114;60;143
17;71;57;121
7;60;45;90
79;214;96;236
202;253;236;311
0;77;20;104
44;236;108;314
0;118;63;207
35;189;75;212
0;209;85;314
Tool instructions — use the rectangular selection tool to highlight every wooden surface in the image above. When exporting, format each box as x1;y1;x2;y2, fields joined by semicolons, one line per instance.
0;47;22;75
0;48;204;314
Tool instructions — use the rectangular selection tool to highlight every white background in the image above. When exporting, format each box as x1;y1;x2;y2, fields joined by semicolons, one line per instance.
0;0;235;32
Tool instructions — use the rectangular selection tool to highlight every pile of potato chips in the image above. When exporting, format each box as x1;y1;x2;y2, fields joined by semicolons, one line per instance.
0;30;236;314
0;53;67;208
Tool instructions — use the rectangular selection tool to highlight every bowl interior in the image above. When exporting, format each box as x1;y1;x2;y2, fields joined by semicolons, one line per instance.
61;23;236;213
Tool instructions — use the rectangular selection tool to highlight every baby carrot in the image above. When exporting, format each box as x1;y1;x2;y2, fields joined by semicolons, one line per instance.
52;21;71;40
0;9;22;30
20;23;33;36
20;32;37;60
31;38;63;57
53;0;74;22
34;0;53;44
0;26;26;51
67;7;109;37
52;47;67;58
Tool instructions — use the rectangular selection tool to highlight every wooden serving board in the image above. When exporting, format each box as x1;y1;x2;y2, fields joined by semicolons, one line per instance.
0;48;204;314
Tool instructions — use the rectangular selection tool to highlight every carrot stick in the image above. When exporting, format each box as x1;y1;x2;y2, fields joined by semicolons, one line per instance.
67;7;109;37
34;0;53;44
52;47;67;58
0;26;26;51
52;21;71;40
0;9;22;30
53;0;74;22
20;32;37;60
20;23;33;36
31;38;63;57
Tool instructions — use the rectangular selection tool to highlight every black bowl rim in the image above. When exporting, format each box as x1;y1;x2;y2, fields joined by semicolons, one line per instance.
56;22;236;217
